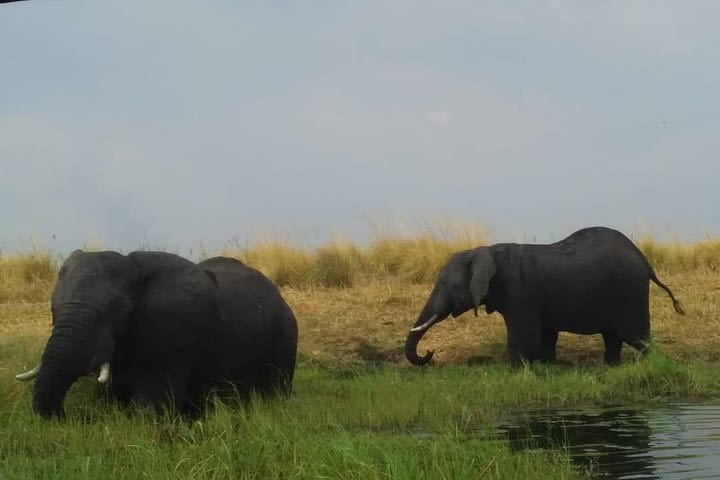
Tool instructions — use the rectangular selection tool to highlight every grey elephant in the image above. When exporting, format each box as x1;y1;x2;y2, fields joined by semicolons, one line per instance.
405;226;685;366
16;250;298;418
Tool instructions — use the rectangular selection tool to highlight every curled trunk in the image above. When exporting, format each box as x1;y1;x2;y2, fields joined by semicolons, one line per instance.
405;305;442;366
404;329;434;366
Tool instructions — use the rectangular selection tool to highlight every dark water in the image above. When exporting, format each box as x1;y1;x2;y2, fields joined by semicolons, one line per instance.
497;402;720;479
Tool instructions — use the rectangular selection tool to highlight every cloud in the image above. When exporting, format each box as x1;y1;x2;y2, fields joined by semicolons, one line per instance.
1;1;718;251
424;111;450;127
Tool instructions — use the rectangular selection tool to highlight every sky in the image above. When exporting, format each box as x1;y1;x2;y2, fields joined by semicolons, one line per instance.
1;1;719;254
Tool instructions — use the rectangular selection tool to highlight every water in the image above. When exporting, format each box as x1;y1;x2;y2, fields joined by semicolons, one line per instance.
497;402;720;479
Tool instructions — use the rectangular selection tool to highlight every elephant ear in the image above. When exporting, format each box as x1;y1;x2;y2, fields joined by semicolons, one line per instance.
468;248;496;316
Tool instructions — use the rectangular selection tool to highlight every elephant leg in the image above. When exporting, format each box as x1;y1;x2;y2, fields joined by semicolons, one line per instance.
602;332;623;365
539;329;559;363
109;370;133;408
251;327;297;398
181;385;209;419
265;347;297;397
130;368;190;415
506;316;541;366
623;307;651;356
257;362;294;398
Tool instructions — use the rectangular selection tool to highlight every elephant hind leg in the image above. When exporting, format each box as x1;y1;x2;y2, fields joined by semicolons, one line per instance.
257;327;297;398
602;332;623;365
256;361;295;398
619;300;651;357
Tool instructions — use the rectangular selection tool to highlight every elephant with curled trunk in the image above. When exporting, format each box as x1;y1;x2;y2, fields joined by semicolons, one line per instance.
405;226;685;366
16;250;298;418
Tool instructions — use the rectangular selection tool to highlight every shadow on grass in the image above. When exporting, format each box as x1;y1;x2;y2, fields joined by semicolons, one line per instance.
354;339;404;365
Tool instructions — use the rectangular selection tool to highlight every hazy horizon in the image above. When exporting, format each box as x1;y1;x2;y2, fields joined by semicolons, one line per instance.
2;1;718;254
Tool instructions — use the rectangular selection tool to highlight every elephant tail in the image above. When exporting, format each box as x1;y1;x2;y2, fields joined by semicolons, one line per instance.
650;271;685;315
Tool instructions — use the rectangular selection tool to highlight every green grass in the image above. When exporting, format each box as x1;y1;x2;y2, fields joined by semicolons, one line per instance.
0;367;583;480
3;350;720;479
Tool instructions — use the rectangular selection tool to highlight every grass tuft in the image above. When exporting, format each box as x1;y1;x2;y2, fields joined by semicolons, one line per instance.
368;226;488;283
223;241;313;288
311;241;363;287
637;236;720;272
0;250;57;302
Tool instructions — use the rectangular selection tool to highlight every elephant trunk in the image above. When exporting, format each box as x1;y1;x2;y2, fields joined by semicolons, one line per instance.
32;320;95;418
404;329;434;366
405;302;443;366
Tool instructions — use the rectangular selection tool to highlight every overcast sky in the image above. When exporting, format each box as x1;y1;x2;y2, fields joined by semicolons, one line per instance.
1;1;718;254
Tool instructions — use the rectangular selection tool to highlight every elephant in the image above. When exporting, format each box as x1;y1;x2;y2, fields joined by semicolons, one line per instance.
16;250;298;418
405;226;685;366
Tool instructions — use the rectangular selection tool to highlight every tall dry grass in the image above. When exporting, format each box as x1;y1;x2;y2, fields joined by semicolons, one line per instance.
636;237;720;272
222;230;719;288
221;225;489;287
0;231;718;299
0;250;56;302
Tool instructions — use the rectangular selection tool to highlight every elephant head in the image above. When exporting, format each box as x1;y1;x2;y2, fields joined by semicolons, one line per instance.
15;250;208;418
16;250;141;417
405;247;496;366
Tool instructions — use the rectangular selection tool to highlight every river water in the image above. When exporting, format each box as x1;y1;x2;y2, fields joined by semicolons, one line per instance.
497;401;720;479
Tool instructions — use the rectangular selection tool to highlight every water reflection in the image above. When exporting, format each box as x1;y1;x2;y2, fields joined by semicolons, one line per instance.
498;402;720;479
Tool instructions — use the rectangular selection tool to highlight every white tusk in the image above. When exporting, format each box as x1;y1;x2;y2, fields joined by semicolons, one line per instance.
410;314;439;333
97;362;111;383
15;364;41;381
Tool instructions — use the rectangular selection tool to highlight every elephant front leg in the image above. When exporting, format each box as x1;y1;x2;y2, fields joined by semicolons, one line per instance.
505;315;542;366
539;329;559;363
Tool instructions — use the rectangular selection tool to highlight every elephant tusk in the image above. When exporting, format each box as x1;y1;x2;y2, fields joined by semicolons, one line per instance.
15;364;41;382
97;362;111;384
410;314;439;333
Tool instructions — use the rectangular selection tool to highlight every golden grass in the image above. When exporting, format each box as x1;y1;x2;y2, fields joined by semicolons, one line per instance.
221;231;718;288
221;226;488;287
224;240;313;288
1;236;719;368
0;251;56;303
310;241;365;287
9;230;713;293
367;227;487;283
636;237;720;272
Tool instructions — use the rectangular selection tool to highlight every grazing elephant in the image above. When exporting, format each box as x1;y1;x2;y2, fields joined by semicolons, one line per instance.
16;250;298;418
405;227;685;366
